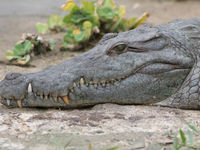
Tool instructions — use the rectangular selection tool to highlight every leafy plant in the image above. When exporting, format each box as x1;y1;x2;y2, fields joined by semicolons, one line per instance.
6;33;54;65
173;123;200;150
97;0;132;32
61;0;149;50
61;0;100;50
36;14;66;34
6;40;32;65
37;0;149;51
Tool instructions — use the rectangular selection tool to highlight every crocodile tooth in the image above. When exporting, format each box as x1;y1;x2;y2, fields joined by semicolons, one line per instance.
70;88;74;92
121;76;126;80
110;80;115;84
36;92;40;96
102;83;106;88
10;96;14;100
7;100;10;106
76;83;80;88
117;78;121;82
61;96;70;105
23;95;26;99
80;78;85;84
34;93;37;97
40;94;43;99
89;81;93;85
28;83;32;93
94;83;98;88
73;82;77;87
0;95;2;99
53;97;58;102
17;100;22;108
45;95;48;100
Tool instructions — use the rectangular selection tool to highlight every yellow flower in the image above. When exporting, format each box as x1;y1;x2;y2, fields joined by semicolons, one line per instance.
114;16;118;21
119;6;125;18
61;0;75;11
73;29;81;35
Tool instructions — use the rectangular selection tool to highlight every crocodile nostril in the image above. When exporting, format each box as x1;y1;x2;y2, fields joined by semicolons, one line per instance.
5;73;22;80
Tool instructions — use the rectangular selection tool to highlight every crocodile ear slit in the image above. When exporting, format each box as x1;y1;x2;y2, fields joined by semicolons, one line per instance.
180;24;200;40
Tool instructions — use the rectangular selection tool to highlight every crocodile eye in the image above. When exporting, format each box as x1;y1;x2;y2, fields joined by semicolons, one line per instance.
107;43;127;56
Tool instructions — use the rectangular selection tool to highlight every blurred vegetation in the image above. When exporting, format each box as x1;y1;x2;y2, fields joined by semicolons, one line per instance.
37;0;149;51
54;123;200;150
6;0;148;65
6;33;54;65
173;123;200;150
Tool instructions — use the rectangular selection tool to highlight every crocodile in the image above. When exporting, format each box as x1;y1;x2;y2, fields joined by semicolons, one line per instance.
1;17;200;109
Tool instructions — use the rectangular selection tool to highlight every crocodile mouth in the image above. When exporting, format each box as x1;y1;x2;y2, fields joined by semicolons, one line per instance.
0;62;190;108
136;62;191;74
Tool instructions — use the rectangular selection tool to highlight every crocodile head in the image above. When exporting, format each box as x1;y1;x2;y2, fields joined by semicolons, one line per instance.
0;24;194;108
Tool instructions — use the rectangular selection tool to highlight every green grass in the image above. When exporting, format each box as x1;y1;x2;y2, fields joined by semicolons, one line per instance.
173;123;200;150
54;123;200;150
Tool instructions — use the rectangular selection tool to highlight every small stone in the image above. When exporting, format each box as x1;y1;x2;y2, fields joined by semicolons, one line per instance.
95;130;104;134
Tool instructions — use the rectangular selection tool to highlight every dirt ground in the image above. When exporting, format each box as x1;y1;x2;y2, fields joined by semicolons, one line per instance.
0;0;200;150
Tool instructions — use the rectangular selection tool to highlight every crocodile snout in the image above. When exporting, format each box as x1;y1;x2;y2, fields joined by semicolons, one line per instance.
5;73;22;80
0;73;30;107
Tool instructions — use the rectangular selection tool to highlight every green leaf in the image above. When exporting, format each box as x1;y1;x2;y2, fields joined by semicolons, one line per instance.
49;39;55;50
173;135;179;150
48;15;58;29
24;40;33;53
106;146;118;150
63;15;73;25
97;7;116;22
82;0;95;14
187;124;200;135
91;16;100;27
32;39;40;46
64;139;72;149
132;12;149;28
63;6;84;25
127;17;137;29
187;130;194;145
13;40;33;56
71;10;91;24
102;0;116;9
17;55;31;65
63;28;75;43
6;50;15;61
83;21;92;39
118;5;125;18
179;129;186;145
54;141;65;150
61;0;76;11
63;3;98;27
36;23;48;34
73;30;86;42
47;14;64;29
83;20;92;29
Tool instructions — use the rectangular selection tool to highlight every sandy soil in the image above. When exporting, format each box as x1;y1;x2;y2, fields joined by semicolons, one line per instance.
0;0;200;149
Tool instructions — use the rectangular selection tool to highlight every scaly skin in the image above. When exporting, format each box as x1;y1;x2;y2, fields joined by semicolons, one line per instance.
0;18;200;109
